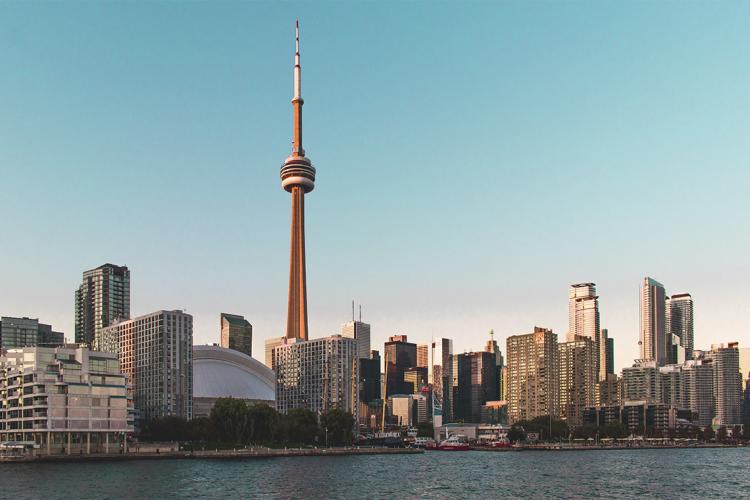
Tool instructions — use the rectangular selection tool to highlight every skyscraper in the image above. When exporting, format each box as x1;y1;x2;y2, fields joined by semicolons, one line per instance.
705;343;742;425
416;344;429;369
604;333;615;375
0;316;64;349
485;329;505;404
567;283;603;380
101;310;193;422
341;320;371;360
430;338;453;424
384;335;417;398
558;336;598;426
75;263;130;347
506;327;559;423
452;351;499;423
281;22;316;341
667;293;694;359
640;277;668;366
264;336;286;369
220;313;253;357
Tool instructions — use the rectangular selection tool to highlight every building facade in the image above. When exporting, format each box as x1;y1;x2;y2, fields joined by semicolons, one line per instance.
0;346;132;454
384;335;417;398
341;320;371;360
360;351;381;404
220;313;253;357
0;317;64;349
558;337;598;426
264;336;286;369
705;343;742;425
75;263;130;348
506;327;559;423
667;293;694;360
622;360;661;403
640;277;668;366
430;338;453;424
452;351;499;424
101;310;193;422
274;335;359;423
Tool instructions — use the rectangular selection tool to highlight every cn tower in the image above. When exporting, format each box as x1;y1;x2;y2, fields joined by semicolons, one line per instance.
281;21;315;341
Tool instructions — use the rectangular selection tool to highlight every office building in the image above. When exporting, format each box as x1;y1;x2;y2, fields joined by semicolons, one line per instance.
274;335;359;423
417;344;429;369
360;350;381;404
0;317;64;349
739;348;750;391
640;277;668;366
101;310;193;422
384;335;417;398
485;330;505;401
667;293;694;359
264;336;286;369
452;351;498;424
220;313;252;357
558;336;598;426
705;343;742;425
506;327;559;423
75;263;130;348
430;338;453;424
404;366;428;394
390;394;428;427
0;346;132;454
341;320;371;360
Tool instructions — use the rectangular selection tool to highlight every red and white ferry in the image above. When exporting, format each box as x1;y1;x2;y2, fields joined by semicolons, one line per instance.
427;434;470;451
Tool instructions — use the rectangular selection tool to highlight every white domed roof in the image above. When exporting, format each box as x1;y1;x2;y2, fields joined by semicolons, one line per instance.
193;345;275;401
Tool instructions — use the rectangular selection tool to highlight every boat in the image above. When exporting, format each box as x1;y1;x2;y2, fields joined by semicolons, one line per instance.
430;434;470;451
412;437;435;449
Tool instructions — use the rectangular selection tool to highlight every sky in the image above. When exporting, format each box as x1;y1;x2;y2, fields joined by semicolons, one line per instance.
1;2;748;373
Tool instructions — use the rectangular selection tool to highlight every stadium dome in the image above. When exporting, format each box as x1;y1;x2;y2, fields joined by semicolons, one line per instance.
192;345;275;417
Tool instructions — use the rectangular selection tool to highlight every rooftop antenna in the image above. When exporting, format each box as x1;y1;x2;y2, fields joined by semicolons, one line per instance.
352;300;355;322
359;304;362;322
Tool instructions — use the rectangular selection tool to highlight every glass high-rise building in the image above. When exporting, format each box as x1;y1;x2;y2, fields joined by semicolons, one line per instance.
220;313;253;357
0;316;64;349
75;263;130;348
667;293;694;360
640;277;668;366
384;335;416;398
430;338;453;424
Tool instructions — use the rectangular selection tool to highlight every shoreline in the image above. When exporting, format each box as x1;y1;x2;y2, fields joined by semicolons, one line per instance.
0;446;423;464
471;443;742;452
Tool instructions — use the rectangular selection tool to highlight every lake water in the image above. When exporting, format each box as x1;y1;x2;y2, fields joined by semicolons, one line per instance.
4;448;749;499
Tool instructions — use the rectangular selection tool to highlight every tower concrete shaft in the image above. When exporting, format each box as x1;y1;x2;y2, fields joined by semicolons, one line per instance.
281;21;315;340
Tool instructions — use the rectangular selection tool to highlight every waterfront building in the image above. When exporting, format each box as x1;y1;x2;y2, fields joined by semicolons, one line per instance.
192;345;275;418
558;336;598;426
658;364;684;408
274;335;359;423
360;350;381;403
0;346;132;454
384;335;417;398
481;401;507;425
264;336;285;369
667;293;694;359
220;313;253;357
583;401;696;435
640;277;668;366
430;338;453;424
506;327;559;423
280;22;316;342
101;310;193;422
0;317;64;349
705;343;742;425
598;373;622;406
341;320;371;360
417;344;429;369
75;263;130;348
622;360;660;403
390;394;427;427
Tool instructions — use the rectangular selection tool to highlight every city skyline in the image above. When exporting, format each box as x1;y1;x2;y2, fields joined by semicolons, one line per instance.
2;3;749;373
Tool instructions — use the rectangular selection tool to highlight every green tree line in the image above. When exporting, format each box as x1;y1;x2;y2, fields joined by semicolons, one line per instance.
140;398;355;448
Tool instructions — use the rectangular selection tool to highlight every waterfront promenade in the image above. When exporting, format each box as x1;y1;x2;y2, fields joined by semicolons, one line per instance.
0;446;422;463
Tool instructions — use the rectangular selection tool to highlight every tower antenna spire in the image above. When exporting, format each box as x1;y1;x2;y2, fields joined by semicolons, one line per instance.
292;19;304;156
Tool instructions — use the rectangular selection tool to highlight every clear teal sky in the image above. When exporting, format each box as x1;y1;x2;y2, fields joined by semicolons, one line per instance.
1;2;748;371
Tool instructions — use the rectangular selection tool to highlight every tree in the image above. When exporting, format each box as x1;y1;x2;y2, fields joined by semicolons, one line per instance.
247;403;279;445
600;422;628;439
190;417;216;444
320;408;355;446
278;408;318;446
716;426;728;443
572;424;597;440
141;415;190;442
211;397;250;445
702;426;715;442
507;425;526;443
